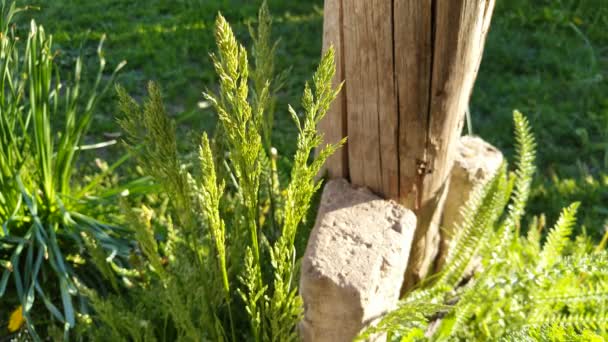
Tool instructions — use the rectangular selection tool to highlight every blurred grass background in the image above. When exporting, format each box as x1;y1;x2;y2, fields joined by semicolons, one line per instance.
22;0;608;237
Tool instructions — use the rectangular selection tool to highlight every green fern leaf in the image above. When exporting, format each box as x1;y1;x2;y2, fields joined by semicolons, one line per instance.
498;110;536;247
538;202;580;268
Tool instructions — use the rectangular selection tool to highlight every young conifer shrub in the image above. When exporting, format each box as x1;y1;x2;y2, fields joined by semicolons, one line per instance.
358;111;608;341
0;0;133;339
85;3;344;341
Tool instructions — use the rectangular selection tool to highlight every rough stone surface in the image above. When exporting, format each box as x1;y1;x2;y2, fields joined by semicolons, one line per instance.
299;179;417;342
436;135;503;271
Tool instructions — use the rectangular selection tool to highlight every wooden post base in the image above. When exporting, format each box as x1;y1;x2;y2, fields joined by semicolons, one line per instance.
318;0;496;289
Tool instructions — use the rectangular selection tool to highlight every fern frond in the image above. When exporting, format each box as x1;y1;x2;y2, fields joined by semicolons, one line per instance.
526;214;545;254
529;312;608;331
531;283;608;306
355;301;444;341
501;325;601;342
437;163;507;288
559;251;608;276
447;301;475;338
498;110;536;247
364;111;608;341
538;202;580;268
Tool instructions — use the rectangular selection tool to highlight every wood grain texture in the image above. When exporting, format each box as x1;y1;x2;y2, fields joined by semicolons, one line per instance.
317;0;348;178
404;0;497;289
343;0;399;197
394;0;433;209
426;0;493;202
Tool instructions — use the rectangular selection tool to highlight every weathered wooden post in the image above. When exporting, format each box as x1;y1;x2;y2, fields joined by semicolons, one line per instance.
319;0;496;288
300;1;497;340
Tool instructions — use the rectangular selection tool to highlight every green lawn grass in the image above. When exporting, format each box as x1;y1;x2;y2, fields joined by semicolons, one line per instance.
24;0;608;237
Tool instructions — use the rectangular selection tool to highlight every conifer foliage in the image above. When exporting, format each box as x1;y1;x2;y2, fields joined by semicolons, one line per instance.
86;3;344;341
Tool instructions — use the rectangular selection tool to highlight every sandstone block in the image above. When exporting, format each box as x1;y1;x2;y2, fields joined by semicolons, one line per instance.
300;179;417;342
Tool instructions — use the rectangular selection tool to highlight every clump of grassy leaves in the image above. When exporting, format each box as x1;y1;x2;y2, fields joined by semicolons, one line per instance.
0;1;138;339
